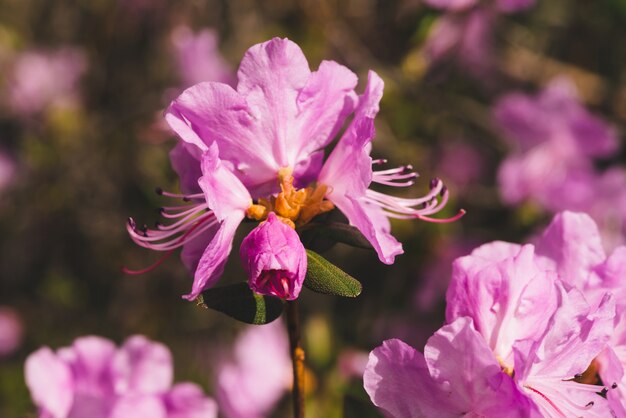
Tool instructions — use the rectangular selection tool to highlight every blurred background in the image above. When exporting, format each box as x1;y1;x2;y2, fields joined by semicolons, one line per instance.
1;0;625;416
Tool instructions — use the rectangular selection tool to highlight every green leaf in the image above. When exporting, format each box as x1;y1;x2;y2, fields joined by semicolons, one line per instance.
304;250;362;297
199;283;284;325
317;222;374;250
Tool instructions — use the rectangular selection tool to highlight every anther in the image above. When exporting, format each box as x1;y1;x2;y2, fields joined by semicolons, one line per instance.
598;388;608;397
440;185;448;197
613;383;618;389
155;187;163;195
127;217;136;228
586;401;594;407
429;178;440;190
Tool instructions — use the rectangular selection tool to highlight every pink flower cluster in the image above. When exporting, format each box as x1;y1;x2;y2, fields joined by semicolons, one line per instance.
494;78;626;248
25;335;217;418
365;211;626;417
127;37;459;301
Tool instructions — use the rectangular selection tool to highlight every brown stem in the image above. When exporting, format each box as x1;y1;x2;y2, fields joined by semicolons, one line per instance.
286;300;305;418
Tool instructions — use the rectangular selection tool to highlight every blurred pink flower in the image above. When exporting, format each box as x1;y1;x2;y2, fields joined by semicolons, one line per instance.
0;307;22;356
25;335;217;418
216;320;291;418
170;26;235;88
7;47;87;116
240;212;307;300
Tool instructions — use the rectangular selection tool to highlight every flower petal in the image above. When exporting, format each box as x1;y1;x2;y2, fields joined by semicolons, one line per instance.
184;214;242;301
111;335;173;395
424;317;534;417
364;339;450;418
294;60;358;161
536;211;606;290
164;383;218;418
446;244;559;365
25;347;74;418
165;82;277;196
236;37;311;169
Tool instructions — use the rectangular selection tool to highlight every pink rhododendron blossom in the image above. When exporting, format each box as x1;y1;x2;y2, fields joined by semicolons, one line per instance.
423;0;477;12
170;26;235;88
240;212;307;300
364;318;535;418
25;335;217;418
0;306;22;356
128;37;458;299
7;47;87;116
216;320;291;418
367;211;623;415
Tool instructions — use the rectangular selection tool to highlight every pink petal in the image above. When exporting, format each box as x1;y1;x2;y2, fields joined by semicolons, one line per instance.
294;60;358;160
536;211;606;290
424;317;533;417
57;336;117;396
364;339;449;418
164;383;218;418
111;335;173;395
109;394;167;418
184;214;241;300
198;143;251;222
236;37;311;169
169;141;203;195
165;82;277;196
446;244;559;365
423;0;477;11
25;347;74;418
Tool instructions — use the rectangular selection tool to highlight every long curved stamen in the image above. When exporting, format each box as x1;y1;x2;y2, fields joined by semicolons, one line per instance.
124;187;221;274
365;170;465;223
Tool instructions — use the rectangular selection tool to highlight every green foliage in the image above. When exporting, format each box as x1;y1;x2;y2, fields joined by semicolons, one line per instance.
199;283;284;325
304;250;363;297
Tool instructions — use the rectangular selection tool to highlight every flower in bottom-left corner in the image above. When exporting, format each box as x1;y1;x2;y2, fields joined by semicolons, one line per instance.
24;335;217;418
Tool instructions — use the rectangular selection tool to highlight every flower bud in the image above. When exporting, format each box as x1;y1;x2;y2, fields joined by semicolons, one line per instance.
240;213;307;300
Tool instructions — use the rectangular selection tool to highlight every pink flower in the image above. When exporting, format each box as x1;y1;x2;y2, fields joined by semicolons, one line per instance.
24;335;217;418
128;38;459;299
170;26;235;88
216;320;291;418
364;318;535;417
240;212;307;300
0;307;22;356
7;47;87;116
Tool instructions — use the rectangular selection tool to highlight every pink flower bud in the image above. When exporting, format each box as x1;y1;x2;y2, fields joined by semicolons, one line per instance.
240;212;307;300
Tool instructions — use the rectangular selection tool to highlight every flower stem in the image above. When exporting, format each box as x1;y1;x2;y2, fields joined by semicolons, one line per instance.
286;300;305;418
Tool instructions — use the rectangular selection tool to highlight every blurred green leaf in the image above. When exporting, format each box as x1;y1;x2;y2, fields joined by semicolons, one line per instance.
199;283;284;325
304;250;362;297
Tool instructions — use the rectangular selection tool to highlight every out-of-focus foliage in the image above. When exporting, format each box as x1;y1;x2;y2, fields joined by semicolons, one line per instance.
0;1;625;417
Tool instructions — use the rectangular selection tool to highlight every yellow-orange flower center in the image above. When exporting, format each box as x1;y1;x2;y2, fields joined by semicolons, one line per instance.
246;167;334;229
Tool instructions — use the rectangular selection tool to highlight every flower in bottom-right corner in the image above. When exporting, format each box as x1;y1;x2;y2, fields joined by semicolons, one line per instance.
365;211;624;417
